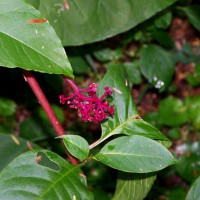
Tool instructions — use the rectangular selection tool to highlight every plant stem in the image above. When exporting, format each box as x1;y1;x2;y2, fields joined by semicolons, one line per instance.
23;70;78;165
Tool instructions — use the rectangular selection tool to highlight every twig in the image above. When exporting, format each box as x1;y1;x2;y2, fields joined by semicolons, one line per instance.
23;70;78;165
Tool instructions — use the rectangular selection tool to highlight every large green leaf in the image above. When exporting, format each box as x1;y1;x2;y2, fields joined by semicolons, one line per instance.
0;133;39;171
186;176;200;200
113;172;156;200
95;135;177;173
90;63;168;148
0;0;73;77
0;149;93;200
140;45;175;91
38;0;176;46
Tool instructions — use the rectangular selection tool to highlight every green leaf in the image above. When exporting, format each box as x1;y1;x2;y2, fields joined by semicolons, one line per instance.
158;97;188;127
187;64;200;87
69;55;90;74
154;11;172;29
186;95;200;130
186;176;200;200
140;44;175;91
158;97;189;127
0;133;39;171
113;172;156;200
0;0;73;77
0;97;16;117
123;62;142;85
91;63;168;148
0;149;93;200
39;0;177;46
183;5;200;32
58;135;90;161
95;135;177;173
19;117;47;141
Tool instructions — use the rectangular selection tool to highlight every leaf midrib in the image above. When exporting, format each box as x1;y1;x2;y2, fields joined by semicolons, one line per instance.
38;164;81;199
97;153;163;159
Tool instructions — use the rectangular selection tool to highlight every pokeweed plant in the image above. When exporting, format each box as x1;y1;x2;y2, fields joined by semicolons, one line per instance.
0;0;182;199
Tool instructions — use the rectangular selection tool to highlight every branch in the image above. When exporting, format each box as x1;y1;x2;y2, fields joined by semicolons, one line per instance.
23;70;78;165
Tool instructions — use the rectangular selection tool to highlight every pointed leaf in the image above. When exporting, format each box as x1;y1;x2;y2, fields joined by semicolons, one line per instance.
0;150;93;200
0;0;73;76
95;135;177;173
183;5;200;32
92;63;168;148
186;176;200;200
58;135;90;161
0;133;39;171
39;0;177;46
113;172;156;200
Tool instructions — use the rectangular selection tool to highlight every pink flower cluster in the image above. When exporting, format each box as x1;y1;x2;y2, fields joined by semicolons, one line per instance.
59;80;114;123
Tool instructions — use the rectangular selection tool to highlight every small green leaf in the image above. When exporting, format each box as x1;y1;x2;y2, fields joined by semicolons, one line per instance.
0;97;16;117
158;97;188;127
58;135;90;161
183;5;200;32
186;176;200;200
140;44;175;91
0;133;39;171
154;11;172;29
113;172;156;200
187;64;200;87
0;150;93;200
186;95;200;130
19;117;47;141
95;135;177;173
0;0;73;76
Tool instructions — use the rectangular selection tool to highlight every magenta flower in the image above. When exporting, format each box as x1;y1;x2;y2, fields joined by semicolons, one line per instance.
59;79;114;123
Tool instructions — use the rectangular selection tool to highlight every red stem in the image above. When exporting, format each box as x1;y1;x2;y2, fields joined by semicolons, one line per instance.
23;70;78;165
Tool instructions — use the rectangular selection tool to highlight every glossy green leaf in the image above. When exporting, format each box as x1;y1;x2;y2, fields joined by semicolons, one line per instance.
58;135;90;161
140;44;175;91
0;97;16;117
0;0;73;77
91;63;168;148
158;97;188;127
183;5;200;32
38;0;176;46
113;172;156;200
186;176;200;200
0;149;93;200
95;135;177;173
0;133;39;171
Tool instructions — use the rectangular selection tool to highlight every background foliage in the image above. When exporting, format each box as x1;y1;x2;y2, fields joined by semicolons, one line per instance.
1;0;200;199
